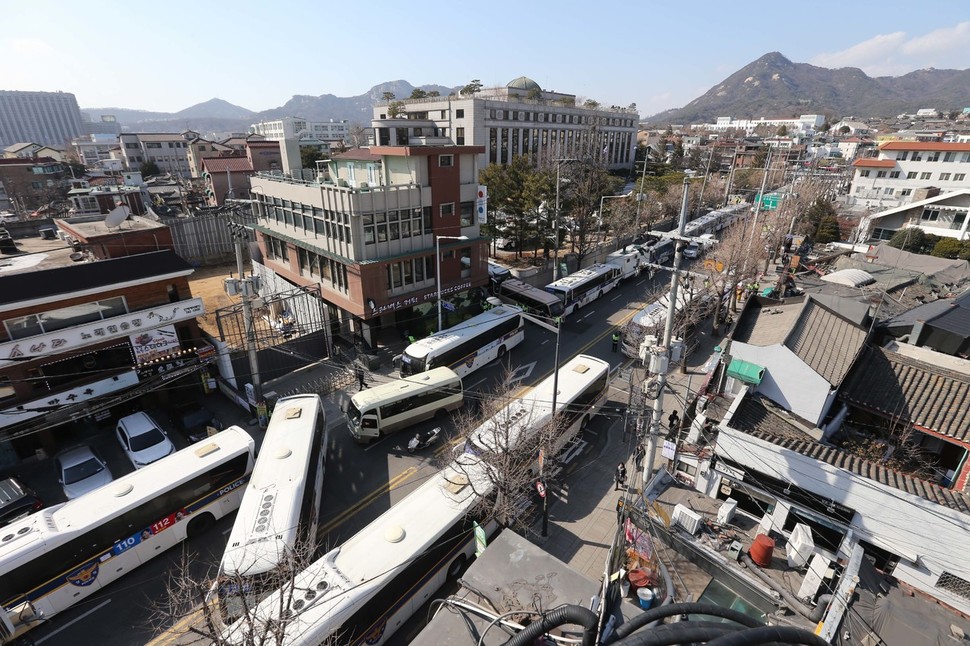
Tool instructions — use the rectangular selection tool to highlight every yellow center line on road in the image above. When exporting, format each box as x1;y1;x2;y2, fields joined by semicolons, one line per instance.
149;302;644;646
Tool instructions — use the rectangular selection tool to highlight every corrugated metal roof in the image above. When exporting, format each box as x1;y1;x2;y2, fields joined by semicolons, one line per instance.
821;268;876;287
785;299;868;387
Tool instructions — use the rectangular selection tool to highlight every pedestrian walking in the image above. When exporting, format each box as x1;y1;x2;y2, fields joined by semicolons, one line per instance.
614;463;627;491
667;409;680;431
611;332;620;353
356;365;367;391
634;443;645;469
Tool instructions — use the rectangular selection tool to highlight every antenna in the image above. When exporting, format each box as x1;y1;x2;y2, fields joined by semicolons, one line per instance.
104;205;129;229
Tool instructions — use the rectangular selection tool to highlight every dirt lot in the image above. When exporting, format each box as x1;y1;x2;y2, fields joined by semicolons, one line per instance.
187;262;243;338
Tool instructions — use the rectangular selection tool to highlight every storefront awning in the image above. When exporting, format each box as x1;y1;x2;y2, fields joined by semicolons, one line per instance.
727;359;765;385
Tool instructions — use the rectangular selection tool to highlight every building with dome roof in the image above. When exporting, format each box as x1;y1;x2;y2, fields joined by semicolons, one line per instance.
372;77;638;171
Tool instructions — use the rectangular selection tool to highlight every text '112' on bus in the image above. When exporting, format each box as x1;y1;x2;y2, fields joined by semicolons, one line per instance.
400;302;524;378
0;428;256;643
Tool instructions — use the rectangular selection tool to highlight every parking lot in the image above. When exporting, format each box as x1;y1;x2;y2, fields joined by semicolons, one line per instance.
0;387;258;512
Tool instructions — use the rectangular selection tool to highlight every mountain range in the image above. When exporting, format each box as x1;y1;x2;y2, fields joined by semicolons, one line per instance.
83;54;970;135
645;52;970;125
83;81;456;135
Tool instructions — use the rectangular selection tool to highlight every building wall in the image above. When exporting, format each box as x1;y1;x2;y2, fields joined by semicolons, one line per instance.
716;425;970;616
849;146;970;210
728;342;833;425
0;91;83;148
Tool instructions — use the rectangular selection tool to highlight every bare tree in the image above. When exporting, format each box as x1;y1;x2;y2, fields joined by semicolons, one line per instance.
447;366;569;535
348;123;369;148
149;540;331;646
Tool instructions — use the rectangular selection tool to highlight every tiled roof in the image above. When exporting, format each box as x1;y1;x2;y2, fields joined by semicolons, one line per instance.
742;426;970;515
840;346;970;442
0;157;59;166
334;148;382;162
852;158;896;168
731;394;819;442
785;299;868;386
202;157;253;173
879;141;970;152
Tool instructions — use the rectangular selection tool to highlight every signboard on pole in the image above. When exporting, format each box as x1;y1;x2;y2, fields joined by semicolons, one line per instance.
476;185;488;224
473;520;486;557
536;480;546;498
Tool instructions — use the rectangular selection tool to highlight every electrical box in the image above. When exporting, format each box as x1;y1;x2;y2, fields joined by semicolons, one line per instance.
669;338;684;364
648;346;669;374
727;541;743;562
224;278;240;296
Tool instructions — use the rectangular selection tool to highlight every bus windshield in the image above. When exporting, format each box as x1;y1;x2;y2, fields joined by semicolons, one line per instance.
346;401;363;426
400;352;426;374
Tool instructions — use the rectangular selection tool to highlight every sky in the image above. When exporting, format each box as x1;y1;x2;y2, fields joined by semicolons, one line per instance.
1;0;967;118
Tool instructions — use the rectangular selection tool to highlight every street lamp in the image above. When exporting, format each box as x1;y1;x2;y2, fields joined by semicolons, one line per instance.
598;193;630;248
553;158;578;281
436;234;468;332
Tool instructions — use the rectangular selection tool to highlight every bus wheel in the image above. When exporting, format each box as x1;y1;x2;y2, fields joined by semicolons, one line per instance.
187;513;216;538
447;554;467;579
597;291;603;300
498;345;507;358
580;415;591;431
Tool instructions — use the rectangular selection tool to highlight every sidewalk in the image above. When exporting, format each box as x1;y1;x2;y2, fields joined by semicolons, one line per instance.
535;323;727;592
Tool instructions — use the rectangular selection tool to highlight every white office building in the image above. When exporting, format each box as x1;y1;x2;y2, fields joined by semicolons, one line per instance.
694;114;825;135
117;133;193;177
372;77;638;171
249;117;348;173
848;141;970;211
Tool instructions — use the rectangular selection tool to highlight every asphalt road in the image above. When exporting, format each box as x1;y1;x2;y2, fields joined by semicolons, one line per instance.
24;266;667;646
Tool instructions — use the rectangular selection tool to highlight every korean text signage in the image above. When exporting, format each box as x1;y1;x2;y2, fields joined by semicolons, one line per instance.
130;325;180;363
0;298;203;367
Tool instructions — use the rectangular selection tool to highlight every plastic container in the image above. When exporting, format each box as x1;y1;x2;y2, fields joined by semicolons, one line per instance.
637;587;654;609
628;568;651;590
750;533;775;567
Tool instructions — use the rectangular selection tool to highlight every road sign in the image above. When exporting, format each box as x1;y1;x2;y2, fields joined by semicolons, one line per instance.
536;480;546;498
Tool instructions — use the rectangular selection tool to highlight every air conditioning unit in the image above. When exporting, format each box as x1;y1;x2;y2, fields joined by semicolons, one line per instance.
672;503;702;535
717;498;737;525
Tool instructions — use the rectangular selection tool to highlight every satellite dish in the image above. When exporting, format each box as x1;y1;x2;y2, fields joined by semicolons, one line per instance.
104;205;129;229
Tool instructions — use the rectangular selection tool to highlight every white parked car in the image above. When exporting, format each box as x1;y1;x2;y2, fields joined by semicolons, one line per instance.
682;243;701;259
0;211;17;224
116;412;175;469
55;446;113;500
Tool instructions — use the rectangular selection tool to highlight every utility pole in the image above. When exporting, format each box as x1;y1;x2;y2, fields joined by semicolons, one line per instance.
633;153;650;232
643;177;691;482
227;221;267;428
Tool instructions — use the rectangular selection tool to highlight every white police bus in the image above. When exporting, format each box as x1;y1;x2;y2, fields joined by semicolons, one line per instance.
544;263;622;317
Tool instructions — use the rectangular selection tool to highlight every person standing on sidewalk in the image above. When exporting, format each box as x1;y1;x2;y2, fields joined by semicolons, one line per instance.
356;365;367;391
614;463;627;491
667;409;680;433
611;332;620;353
634;443;645;469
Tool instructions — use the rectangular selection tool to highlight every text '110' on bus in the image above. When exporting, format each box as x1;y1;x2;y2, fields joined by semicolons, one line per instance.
400;302;524;378
0;429;256;643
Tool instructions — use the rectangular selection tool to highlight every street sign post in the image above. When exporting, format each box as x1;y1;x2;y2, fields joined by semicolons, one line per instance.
536;480;546;498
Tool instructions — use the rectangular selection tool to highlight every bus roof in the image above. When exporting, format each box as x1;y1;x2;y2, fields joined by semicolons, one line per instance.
545;263;618;290
471;354;610;453
349;367;460;410
226;455;493;645
404;305;522;361
221;395;323;575
499;279;560;306
0;428;254;569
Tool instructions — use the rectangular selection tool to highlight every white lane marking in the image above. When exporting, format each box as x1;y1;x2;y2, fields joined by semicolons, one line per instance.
36;599;112;643
363;435;392;452
467;378;487;391
611;295;620;301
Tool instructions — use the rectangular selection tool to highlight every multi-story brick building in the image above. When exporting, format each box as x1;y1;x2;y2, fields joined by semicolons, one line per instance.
249;129;488;349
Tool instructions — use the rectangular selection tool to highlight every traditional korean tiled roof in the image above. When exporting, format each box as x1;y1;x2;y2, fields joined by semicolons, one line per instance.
840;346;970;442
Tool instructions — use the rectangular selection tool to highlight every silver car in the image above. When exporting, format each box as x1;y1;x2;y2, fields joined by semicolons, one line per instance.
55;446;113;500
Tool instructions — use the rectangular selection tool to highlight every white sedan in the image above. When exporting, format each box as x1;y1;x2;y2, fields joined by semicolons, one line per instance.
116;412;175;469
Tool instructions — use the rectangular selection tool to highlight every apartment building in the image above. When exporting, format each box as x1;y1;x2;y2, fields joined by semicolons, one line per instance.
71;133;119;168
373;77;637;171
249;117;347;173
693;114;825;135
117;132;193;176
249;132;488;349
184;136;233;178
0;90;83;148
849;141;970;211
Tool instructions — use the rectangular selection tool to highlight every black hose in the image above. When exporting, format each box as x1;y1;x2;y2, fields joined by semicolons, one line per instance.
610;602;763;641
706;624;832;646
611;621;742;646
503;604;598;646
